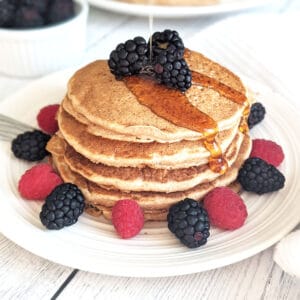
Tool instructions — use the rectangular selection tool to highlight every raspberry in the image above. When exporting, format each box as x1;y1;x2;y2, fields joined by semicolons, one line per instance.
40;183;85;230
203;187;248;230
112;199;144;239
37;104;60;135
250;139;284;167
18;163;63;200
238;157;285;194
167;198;210;248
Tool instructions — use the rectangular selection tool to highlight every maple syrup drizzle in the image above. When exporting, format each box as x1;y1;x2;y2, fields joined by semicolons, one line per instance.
124;76;217;135
204;134;228;174
148;1;154;62
191;71;247;105
239;101;250;134
124;76;228;174
191;71;250;135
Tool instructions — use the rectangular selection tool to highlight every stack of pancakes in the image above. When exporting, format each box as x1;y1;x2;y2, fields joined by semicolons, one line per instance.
47;49;252;221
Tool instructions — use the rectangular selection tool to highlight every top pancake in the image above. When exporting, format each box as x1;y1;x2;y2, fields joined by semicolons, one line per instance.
67;49;247;143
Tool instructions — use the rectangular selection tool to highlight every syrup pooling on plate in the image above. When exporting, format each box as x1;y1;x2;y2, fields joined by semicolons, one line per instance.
124;75;228;174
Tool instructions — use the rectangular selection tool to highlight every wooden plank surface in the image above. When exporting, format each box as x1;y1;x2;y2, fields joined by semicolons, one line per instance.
56;249;300;299
0;234;73;299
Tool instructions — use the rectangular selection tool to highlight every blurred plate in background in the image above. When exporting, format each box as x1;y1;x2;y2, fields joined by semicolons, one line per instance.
88;0;273;18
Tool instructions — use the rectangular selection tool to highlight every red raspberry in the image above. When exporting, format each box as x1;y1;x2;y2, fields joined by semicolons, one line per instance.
37;104;60;135
203;187;248;230
250;139;284;167
18;163;63;200
112;199;144;239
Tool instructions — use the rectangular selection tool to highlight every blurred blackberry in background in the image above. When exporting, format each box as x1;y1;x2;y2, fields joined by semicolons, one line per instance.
0;0;16;27
15;6;44;28
0;0;75;29
108;36;148;78
47;0;75;24
19;0;49;15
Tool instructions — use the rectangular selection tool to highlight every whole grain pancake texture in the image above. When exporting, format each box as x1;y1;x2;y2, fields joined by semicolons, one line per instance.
47;48;252;221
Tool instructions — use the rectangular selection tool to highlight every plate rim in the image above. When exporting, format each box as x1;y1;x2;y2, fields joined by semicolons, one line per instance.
87;0;274;18
0;69;300;277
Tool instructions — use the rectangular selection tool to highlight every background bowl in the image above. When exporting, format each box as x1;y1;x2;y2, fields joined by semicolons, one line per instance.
0;0;89;77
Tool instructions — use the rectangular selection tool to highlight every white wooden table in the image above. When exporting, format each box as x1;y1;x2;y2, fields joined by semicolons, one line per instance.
1;1;300;299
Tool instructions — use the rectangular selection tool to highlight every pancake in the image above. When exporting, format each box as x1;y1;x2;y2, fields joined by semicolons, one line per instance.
47;131;244;193
47;48;252;221
57;107;240;169
66;49;247;143
49;133;251;221
87;180;242;221
62;96;153;142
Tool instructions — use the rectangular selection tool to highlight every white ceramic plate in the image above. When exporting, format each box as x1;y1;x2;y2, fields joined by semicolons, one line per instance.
88;0;273;18
0;70;300;277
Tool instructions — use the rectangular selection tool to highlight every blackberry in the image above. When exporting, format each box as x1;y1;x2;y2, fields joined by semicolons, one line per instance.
11;130;50;161
153;55;192;92
150;29;184;60
19;0;49;16
167;198;210;248
248;102;266;129
238;157;285;194
40;183;85;230
0;0;16;27
108;36;148;79
108;29;192;93
15;6;44;28
47;0;74;24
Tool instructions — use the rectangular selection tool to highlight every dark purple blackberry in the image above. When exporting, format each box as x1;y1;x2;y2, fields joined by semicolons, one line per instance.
150;29;184;60
153;53;192;92
167;198;210;248
238;157;285;194
46;0;74;24
0;0;17;27
15;5;44;28
248;102;266;129
108;36;148;79
40;183;85;230
11;130;50;161
18;0;49;16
